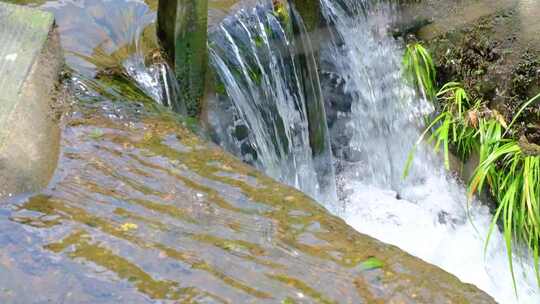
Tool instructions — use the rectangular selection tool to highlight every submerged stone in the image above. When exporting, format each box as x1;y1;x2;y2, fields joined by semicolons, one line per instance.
0;2;62;199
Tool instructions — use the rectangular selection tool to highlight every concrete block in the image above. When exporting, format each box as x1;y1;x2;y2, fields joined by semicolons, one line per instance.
0;2;62;200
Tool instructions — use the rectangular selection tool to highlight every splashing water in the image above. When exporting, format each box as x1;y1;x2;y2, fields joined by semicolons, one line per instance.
124;55;187;114
320;0;540;302
207;1;337;205
40;0;185;112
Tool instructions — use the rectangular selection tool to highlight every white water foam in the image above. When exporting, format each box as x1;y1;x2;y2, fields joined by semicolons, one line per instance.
339;166;539;303
321;0;540;302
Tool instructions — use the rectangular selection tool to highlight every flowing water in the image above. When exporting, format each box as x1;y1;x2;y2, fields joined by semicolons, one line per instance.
319;0;540;303
206;1;539;300
0;0;538;302
37;0;184;112
0;3;497;302
206;0;337;205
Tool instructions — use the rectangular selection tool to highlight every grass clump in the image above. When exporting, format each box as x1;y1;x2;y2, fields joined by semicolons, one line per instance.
403;42;540;292
404;82;480;176
469;94;540;292
432;82;480;166
403;42;437;100
469;119;540;291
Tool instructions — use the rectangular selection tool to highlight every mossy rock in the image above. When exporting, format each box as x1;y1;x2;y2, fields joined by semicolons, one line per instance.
0;100;496;302
157;0;208;117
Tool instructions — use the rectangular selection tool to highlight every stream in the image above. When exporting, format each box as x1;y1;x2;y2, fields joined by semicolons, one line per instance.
1;0;539;303
207;0;540;302
320;1;539;303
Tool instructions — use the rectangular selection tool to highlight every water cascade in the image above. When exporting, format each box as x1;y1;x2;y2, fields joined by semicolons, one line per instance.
124;55;187;114
206;1;337;205
203;0;540;301
42;0;186;113
319;0;540;302
2;0;537;302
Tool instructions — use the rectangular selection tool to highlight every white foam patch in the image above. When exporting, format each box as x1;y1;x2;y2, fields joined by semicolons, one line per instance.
4;53;17;61
338;168;539;304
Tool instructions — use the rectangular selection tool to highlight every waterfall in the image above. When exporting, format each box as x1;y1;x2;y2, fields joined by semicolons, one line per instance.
124;56;187;115
320;0;432;191
202;0;540;301
206;1;337;205
120;9;187;114
319;0;540;302
42;0;187;114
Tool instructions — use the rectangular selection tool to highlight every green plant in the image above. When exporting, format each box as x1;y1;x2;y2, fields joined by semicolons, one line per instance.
403;83;479;176
437;82;470;115
360;257;384;271
468;103;540;293
435;83;480;163
403;42;437;100
505;92;540;137
402;42;540;294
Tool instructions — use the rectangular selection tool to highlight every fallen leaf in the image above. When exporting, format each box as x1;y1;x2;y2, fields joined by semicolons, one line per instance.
360;257;384;271
119;222;138;232
88;129;104;140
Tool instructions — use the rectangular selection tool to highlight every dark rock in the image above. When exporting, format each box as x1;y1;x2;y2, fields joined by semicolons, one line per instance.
234;124;249;141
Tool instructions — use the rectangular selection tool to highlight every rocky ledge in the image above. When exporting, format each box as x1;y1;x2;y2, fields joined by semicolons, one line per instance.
0;102;494;303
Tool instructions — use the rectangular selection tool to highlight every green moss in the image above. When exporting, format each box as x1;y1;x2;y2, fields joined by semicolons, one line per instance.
13;104;493;302
248;67;262;86
273;0;290;27
290;0;320;32
254;35;264;48
157;0;208;117
266;274;335;304
47;231;188;300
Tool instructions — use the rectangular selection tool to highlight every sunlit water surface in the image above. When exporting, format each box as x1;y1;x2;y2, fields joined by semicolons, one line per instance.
2;0;539;303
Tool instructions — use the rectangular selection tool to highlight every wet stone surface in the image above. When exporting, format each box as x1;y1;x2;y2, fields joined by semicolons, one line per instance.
0;102;495;303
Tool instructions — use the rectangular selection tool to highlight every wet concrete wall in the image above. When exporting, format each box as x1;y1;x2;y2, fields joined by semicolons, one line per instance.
0;3;62;199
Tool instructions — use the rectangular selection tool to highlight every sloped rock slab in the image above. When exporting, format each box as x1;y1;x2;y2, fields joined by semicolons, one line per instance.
0;102;495;303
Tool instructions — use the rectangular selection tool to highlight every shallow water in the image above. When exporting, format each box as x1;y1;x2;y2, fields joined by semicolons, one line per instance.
0;100;493;303
0;102;355;303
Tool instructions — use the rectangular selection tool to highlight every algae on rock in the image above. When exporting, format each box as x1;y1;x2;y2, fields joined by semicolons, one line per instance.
157;0;208;117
